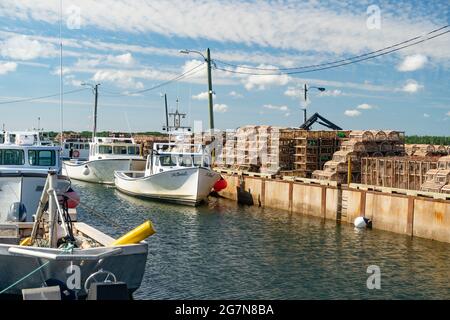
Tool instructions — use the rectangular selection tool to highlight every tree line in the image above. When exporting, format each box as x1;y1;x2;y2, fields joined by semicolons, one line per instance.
405;135;450;145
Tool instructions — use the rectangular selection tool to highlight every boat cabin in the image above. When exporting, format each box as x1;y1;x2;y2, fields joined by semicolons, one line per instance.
0;131;54;146
146;142;211;175
62;138;91;160
88;137;142;161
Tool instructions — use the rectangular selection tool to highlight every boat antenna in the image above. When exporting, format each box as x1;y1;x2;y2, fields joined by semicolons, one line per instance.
59;0;64;147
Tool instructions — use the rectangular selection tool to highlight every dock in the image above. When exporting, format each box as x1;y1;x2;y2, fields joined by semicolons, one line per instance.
215;169;450;244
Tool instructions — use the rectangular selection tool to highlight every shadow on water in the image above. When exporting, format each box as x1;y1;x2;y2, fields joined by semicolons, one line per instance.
72;180;450;300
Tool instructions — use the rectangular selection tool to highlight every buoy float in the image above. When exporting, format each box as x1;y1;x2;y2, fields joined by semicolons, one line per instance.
213;177;227;192
82;165;90;176
354;216;372;229
111;220;156;246
65;187;80;208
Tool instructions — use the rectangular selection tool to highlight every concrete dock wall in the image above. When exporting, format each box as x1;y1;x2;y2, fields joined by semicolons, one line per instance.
219;173;450;243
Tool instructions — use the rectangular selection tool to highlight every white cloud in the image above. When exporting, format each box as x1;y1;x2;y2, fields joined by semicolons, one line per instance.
263;104;289;112
242;65;290;90
213;103;228;113
357;103;374;110
106;53;134;65
284;87;298;97
397;54;428;72
192;91;215;100
1;1;448;62
229;90;243;98
0;35;55;60
423;113;430;118
92;70;144;89
318;89;342;97
446;111;450;117
401;79;423;93
0;61;17;75
344;109;361;117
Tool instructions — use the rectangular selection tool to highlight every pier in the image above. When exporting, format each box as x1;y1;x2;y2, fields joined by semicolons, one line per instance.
215;170;450;243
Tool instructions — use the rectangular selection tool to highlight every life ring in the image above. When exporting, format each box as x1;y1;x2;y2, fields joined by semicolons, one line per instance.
72;150;80;158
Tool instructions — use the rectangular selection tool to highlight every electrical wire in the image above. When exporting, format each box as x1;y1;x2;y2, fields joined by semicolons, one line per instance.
214;25;449;75
0;88;89;105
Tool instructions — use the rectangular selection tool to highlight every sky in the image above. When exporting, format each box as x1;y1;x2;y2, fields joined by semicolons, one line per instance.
0;0;449;135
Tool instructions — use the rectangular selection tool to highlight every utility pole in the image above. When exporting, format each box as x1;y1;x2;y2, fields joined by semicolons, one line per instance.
164;94;169;130
206;48;214;130
303;84;308;124
180;48;215;130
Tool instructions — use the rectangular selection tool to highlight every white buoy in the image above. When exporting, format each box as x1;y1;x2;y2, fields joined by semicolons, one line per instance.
82;166;90;176
354;216;367;228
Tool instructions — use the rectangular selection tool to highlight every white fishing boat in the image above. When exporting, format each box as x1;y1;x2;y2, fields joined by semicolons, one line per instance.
61;137;91;160
0;132;73;222
114;141;223;206
63;136;146;184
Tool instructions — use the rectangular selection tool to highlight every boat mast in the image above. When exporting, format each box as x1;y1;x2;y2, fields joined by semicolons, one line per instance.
59;0;64;147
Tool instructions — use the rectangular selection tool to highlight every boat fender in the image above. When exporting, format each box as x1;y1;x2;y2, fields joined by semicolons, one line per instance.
354;216;372;229
65;187;80;208
213;177;228;192
111;220;156;246
82;165;90;175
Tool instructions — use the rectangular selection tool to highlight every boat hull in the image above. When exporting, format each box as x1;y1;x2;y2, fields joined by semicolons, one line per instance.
0;242;148;298
63;159;146;184
114;167;221;206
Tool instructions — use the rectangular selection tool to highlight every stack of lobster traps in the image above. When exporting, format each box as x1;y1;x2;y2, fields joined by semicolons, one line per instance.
312;130;405;184
421;156;450;194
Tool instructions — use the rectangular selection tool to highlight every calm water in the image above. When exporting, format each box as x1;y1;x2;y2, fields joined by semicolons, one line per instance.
72;180;450;300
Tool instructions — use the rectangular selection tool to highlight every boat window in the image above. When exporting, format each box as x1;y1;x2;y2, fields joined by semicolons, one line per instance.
99;145;113;154
113;146;127;155
159;155;176;166
128;146;140;155
64;144;69;149
79;144;84;149
0;149;25;165
179;155;193;167
28;150;56;166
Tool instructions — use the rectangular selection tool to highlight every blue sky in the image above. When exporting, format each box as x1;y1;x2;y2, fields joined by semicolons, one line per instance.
0;0;449;135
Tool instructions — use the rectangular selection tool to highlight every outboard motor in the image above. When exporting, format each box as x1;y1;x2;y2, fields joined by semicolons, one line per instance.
6;202;27;222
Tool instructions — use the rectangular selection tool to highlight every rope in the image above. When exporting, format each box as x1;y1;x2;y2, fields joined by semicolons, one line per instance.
0;243;74;295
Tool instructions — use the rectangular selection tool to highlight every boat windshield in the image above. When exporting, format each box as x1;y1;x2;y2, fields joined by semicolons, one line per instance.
0;149;25;165
28;150;56;166
159;155;176;166
98;145;113;154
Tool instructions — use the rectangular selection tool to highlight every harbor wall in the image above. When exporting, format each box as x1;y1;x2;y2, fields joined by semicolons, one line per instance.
218;173;450;243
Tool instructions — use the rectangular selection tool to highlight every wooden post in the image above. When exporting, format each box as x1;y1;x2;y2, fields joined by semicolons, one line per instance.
347;156;352;185
48;171;58;248
406;196;415;236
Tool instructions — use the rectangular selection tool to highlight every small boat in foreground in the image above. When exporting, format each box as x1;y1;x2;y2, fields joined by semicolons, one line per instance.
0;171;154;299
114;142;222;206
63;136;146;184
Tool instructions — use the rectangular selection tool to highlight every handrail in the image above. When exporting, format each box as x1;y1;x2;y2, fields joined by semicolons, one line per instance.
8;247;123;261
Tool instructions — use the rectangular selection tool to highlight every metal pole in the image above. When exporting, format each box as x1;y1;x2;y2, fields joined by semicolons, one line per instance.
48;171;58;248
164;94;169;129
206;48;214;130
303;84;308;124
92;84;99;140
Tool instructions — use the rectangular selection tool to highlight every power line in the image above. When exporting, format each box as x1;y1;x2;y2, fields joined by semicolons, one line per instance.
103;62;206;97
0;88;89;105
214;25;449;75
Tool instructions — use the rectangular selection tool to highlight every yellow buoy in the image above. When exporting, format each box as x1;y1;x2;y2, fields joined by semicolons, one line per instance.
111;221;156;246
20;237;32;246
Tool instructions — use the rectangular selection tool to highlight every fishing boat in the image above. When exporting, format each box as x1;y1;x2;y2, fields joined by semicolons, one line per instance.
0;171;154;299
63;136;146;184
114;141;223;206
61;137;91;160
0;132;74;222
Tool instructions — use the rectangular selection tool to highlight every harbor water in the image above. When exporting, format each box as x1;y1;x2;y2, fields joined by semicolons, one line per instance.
73;180;450;300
